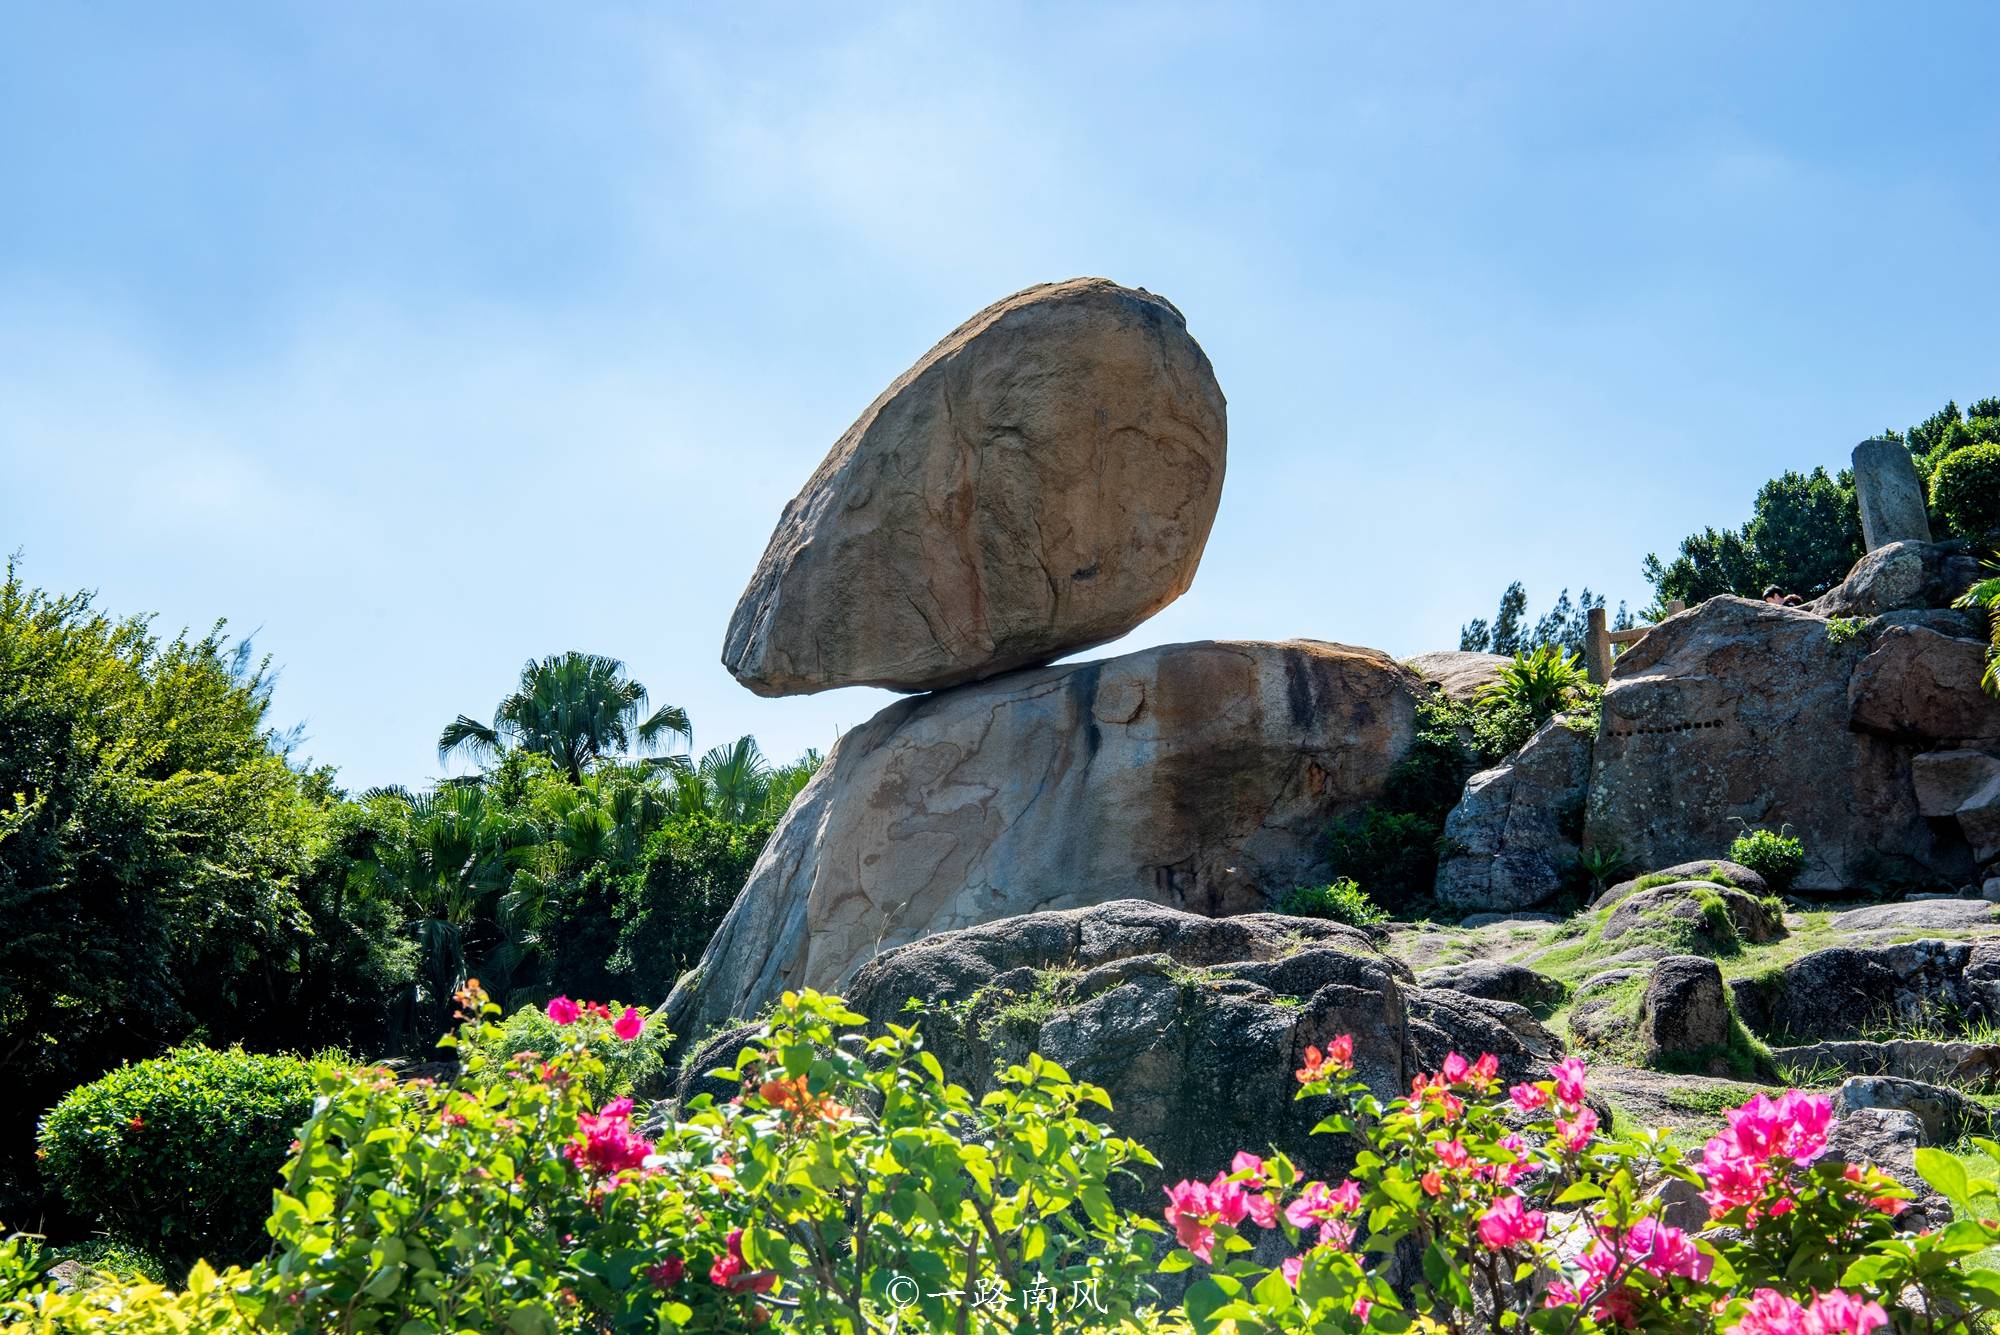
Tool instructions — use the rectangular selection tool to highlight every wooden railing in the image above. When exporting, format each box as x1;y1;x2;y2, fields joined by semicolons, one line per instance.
1584;600;1685;685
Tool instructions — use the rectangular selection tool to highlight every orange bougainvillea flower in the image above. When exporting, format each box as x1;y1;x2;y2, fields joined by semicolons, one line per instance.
755;1074;849;1122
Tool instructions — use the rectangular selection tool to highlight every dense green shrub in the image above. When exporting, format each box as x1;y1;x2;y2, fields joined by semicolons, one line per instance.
37;1045;326;1266
1279;878;1386;926
1931;442;2000;541
1728;826;1806;893
1320;809;1441;915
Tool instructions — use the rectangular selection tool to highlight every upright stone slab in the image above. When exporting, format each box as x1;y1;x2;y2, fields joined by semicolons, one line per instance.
1854;437;1933;552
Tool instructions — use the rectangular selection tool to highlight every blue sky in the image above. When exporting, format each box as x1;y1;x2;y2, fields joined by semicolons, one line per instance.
3;3;1996;789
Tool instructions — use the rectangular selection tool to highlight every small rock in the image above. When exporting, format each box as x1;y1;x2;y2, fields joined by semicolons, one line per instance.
1415;960;1567;1011
1403;651;1509;704
1825;1107;1952;1231
1638;956;1730;1063
1834;1075;1989;1146
1601;881;1785;950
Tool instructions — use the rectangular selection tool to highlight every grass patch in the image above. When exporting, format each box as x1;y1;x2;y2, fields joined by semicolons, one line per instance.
987;966;1081;1036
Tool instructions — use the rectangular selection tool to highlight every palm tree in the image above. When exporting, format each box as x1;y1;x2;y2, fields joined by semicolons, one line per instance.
439;652;692;781
668;738;826;823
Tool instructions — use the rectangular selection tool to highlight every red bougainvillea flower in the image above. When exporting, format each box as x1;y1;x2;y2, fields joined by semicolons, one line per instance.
647;1257;685;1288
565;1097;654;1177
546;995;580;1026
709;1229;777;1295
1476;1193;1546;1251
1327;1034;1354;1068
1843;1163;1907;1215
1420;1170;1445;1196
124;1115;145;1132
613;1006;644;1041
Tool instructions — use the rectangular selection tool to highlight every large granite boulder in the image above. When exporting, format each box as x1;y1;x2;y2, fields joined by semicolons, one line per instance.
665;639;1425;1043
838;900;1558;1195
1594;860;1768;910
722;278;1227;697
1583;597;1976;891
1637;956;1730;1064
1404;651;1509;704
1435;718;1591;912
1809;540;1979;619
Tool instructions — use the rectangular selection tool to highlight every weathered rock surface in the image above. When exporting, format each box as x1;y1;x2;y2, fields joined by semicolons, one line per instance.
1849;624;2000;744
722;278;1228;697
665;639;1424;1042
1829;900;1998;933
1414;960;1567;1011
1730;939;2000;1042
1595;860;1768;910
1568;969;1647;1050
1769;1038;2000;1088
1834;1075;1988;1146
1824;1108;1953;1231
1404;651;1508;704
836;900;1557;1195
1638;956;1730;1062
1583;597;1975;891
1809;540;1978;618
1435;719;1591;912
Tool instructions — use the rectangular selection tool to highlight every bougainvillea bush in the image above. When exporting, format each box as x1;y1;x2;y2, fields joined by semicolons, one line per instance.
1160;1038;2000;1333
6;993;2000;1331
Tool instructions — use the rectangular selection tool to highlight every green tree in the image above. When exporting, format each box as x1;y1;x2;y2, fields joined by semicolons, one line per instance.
437;651;691;781
0;560;377;1220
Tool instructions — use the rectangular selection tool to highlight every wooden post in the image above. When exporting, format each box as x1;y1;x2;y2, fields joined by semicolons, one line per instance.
1585;606;1611;685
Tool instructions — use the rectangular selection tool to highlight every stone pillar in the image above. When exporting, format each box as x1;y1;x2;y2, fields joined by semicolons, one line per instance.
1853;438;1933;552
1585;606;1611;685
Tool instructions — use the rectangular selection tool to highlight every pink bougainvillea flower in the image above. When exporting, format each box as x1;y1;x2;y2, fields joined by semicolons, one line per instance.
1468;1052;1500;1088
546;995;580;1026
613;1006;644;1041
1544;1280;1582;1310
1441;1051;1470;1084
1556;1107;1598;1152
1510;1081;1550;1112
1163;1175;1251;1261
1477;1194;1547;1251
1700;1090;1837;1219
1551;1056;1589;1107
1352;1297;1373;1321
1620;1217;1711;1282
1800;1290;1890;1335
1231;1151;1266;1184
1329;1178;1362;1214
709;1229;777;1296
565;1097;654;1177
1327;1034;1354;1068
647;1257;684;1288
1434;1138;1471;1171
1280;1254;1305;1288
1285;1180;1332;1229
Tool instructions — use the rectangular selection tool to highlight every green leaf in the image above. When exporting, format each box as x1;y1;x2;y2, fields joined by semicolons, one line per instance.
1917;1147;1973;1207
1553;1181;1603;1204
1158;1250;1194;1274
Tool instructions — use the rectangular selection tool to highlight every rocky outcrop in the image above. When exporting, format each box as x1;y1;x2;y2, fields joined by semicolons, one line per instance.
838;900;1557;1194
1404;651;1508;704
1768;1038;2000;1088
1434;719;1590;912
1583;597;1977;891
1729;939;2000;1042
1809;540;1978;618
665;639;1425;1043
722;278;1227;697
1852;438;1935;551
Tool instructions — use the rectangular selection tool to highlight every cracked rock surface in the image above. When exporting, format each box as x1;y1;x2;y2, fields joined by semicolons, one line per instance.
664;639;1424;1043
